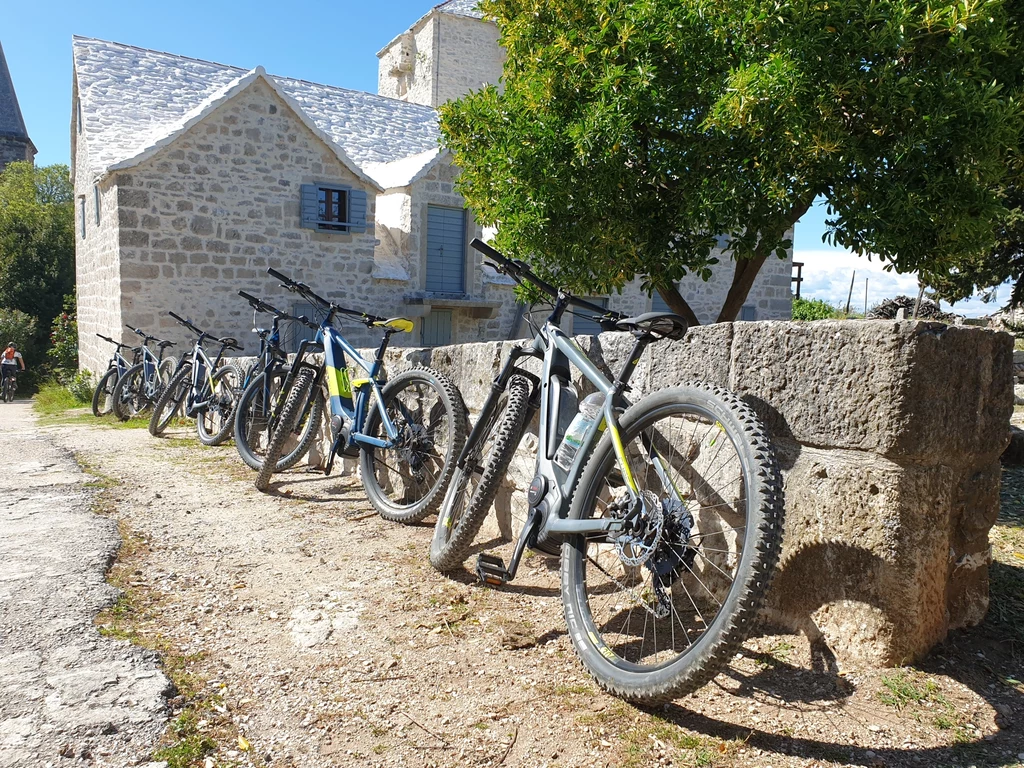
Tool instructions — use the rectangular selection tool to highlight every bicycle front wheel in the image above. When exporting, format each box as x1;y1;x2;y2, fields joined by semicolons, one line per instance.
254;367;317;491
359;367;467;524
149;362;192;436
111;363;146;420
560;382;783;704
92;368;119;417
429;375;531;572
197;364;241;446
234;370;323;472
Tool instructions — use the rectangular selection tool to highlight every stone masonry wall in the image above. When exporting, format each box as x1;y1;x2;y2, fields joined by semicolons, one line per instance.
369;321;1013;668
378;19;439;107
99;81;389;369
74;124;125;376
435;14;504;106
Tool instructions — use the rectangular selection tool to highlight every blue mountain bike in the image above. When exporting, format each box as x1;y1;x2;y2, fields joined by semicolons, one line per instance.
233;291;323;472
254;268;467;524
92;333;140;417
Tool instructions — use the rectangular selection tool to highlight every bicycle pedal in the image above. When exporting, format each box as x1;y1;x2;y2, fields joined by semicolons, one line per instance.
475;554;509;587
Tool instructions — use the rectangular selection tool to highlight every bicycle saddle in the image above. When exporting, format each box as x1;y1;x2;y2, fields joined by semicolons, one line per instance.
372;318;415;333
158;340;176;349
612;312;688;340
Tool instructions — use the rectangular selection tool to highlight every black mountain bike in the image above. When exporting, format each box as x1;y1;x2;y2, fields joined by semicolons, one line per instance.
111;327;177;421
429;239;784;704
254;268;467;524
233;290;323;472
148;313;242;445
92;334;140;417
0;368;18;403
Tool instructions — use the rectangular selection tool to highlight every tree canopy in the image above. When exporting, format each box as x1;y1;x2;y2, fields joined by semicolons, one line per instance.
0;162;75;337
440;0;1023;324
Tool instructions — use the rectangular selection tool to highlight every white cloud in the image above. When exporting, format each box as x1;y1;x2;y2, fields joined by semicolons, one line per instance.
793;248;1002;317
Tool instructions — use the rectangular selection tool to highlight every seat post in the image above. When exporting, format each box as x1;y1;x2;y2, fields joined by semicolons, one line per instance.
613;335;653;395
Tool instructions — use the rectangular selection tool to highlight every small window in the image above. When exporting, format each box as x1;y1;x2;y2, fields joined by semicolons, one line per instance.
740;305;757;322
421;310;453;347
300;183;368;233
94;185;101;225
79;196;86;239
76;100;82;134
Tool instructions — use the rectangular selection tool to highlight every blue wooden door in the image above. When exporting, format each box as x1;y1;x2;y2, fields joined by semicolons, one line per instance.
426;206;466;293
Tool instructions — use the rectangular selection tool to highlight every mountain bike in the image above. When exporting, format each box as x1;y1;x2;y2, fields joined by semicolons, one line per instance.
92;334;140;417
148;313;242;445
0;368;17;402
111;327;178;421
429;239;784;704
254;267;468;524
233;290;323;472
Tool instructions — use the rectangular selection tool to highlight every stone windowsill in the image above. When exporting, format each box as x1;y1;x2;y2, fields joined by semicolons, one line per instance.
402;292;502;319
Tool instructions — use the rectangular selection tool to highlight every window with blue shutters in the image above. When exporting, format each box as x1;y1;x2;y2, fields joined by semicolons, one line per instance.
650;290;671;314
740;305;757;321
426;206;466;294
300;183;367;233
421;310;453;347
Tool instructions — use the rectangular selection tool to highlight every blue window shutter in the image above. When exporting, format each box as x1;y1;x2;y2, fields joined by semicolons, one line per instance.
300;184;318;229
426;206;466;293
348;189;368;233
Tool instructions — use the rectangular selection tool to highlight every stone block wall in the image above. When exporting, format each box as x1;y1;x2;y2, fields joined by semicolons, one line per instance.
369;320;1013;668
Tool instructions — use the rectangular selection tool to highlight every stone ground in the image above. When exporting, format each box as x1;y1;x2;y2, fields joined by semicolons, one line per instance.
4;400;1024;768
0;402;169;767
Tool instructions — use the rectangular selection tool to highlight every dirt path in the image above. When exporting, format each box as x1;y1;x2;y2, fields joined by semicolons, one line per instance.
31;410;1024;767
0;403;169;767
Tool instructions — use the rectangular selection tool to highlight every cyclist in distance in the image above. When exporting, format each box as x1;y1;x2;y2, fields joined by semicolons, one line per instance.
1;342;25;389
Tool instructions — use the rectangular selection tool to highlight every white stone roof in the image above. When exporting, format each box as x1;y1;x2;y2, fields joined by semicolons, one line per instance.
436;0;484;19
72;37;444;188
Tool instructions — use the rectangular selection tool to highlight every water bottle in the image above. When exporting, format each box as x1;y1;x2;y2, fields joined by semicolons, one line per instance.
554;392;605;471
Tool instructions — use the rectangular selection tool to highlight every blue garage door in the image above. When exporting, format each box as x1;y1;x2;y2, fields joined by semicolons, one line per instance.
426;206;466;293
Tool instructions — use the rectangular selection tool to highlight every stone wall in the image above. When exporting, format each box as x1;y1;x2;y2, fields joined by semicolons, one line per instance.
377;11;504;108
369;321;1013;668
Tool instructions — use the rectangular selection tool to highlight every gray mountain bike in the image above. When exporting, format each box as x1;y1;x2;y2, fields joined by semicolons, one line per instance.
429;239;784;704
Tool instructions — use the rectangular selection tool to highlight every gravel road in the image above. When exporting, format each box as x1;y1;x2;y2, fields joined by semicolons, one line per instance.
0;402;169;767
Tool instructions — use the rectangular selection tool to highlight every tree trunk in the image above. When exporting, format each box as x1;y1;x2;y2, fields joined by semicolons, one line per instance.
656;285;701;328
715;201;813;323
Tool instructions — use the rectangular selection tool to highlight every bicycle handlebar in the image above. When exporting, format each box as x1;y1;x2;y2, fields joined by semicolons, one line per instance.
238;290;287;318
265;268;388;327
168;311;241;351
471;238;625;321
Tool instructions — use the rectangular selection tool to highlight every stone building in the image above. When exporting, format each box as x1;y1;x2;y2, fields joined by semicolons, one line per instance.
0;41;36;172
73;0;791;376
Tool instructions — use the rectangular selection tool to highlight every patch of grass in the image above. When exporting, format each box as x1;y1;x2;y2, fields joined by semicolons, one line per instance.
878;670;938;711
33;381;90;416
618;718;730;768
152;710;216;768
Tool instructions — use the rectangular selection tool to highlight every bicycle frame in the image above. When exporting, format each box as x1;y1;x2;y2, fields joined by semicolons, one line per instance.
186;341;227;414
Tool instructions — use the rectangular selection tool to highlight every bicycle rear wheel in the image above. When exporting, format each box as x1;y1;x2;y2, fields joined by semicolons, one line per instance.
359;367;467;524
560;382;783;704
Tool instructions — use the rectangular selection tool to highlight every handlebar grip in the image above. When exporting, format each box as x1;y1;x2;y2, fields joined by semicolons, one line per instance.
471;238;514;269
238;290;261;304
168;311;186;323
267;267;293;285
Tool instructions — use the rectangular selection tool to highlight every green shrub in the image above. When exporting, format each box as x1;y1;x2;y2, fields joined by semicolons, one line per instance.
792;297;840;321
65;369;93;402
48;295;78;374
0;308;39;362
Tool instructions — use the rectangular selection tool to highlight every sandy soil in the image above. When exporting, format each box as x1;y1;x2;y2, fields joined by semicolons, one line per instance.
41;410;1024;768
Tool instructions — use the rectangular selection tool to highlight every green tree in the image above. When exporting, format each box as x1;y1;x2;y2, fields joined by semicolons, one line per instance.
0;162;75;339
441;0;1022;324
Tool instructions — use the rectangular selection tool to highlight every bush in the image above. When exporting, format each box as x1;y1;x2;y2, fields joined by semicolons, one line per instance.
48;295;78;374
0;308;39;362
792;297;839;321
65;369;93;402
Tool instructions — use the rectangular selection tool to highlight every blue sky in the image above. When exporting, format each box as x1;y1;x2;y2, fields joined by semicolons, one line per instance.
4;0;997;317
